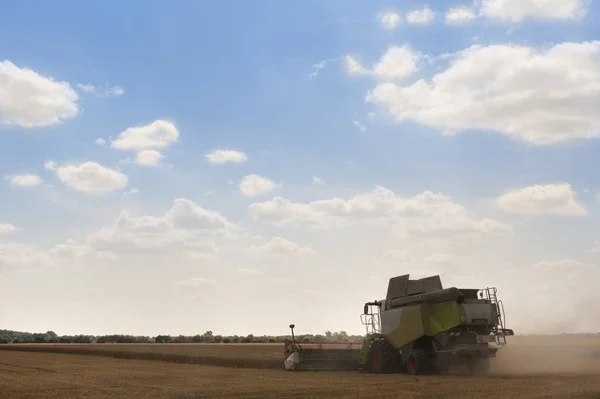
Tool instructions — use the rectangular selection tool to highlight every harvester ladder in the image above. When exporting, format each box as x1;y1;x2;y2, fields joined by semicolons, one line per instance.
485;287;507;345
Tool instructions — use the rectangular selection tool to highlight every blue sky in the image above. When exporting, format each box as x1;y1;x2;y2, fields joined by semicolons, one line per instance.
1;0;600;336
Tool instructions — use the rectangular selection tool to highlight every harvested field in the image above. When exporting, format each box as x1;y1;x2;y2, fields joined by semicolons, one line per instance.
1;335;599;374
1;350;599;399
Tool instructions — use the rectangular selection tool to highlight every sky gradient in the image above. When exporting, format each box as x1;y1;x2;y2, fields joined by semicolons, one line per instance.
1;0;600;337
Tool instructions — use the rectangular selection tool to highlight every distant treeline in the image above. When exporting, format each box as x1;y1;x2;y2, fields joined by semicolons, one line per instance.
0;329;363;344
2;329;598;345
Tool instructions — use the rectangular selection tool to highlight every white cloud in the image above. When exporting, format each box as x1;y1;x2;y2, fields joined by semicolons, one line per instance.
0;242;54;269
378;11;401;30
110;120;179;152
344;46;421;81
344;56;368;75
8;174;42;187
407;6;436;24
86;198;238;256
135;150;164;166
0;223;17;234
372;45;420;80
77;83;95;93
308;58;337;79
404;217;513;241
480;0;588;21
55;161;128;196
249;186;512;245
50;239;96;259
205;149;248;165
44;161;57;171
77;83;124;97
312;176;325;186
95;138;107;145
352;121;366;132
239;174;277;197
106;86;125;96
126;188;140;195
445;7;476;24
0;60;79;127
497;183;586;215
248;237;316;256
366;41;600;146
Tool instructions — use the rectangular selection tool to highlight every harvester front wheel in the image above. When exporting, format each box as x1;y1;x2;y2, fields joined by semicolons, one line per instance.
406;349;432;375
368;339;401;374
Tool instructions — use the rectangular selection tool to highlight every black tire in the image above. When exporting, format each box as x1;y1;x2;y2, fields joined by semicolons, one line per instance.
368;339;401;373
405;349;433;375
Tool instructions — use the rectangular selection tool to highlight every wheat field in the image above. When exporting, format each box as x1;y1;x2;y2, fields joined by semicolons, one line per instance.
1;336;599;398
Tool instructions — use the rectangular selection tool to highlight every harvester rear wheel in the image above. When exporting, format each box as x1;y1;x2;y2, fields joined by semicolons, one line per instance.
368;339;401;374
406;349;433;375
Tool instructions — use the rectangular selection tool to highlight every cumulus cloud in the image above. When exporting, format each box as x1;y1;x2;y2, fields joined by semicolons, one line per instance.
110;120;178;166
497;183;586;215
49;239;116;260
86;198;238;257
345;46;421;81
407;6;436;24
378;11;401;30
111;120;179;151
404;218;513;241
344;56;368;76
248;237;316;256
480;0;588;21
0;223;17;234
249;186;512;245
205;149;248;164
0;242;54;269
135;150;164;166
8;174;42;187
239;174;277;197
445;7;477;24
44;161;57;171
95;138;107;145
366;41;600;146
0;60;79;127
55;161;128;196
372;45;420;80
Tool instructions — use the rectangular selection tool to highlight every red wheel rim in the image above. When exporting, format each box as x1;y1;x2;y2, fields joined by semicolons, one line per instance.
409;356;416;372
372;353;380;370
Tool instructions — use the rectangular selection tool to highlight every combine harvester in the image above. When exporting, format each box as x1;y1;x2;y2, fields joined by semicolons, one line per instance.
284;274;514;374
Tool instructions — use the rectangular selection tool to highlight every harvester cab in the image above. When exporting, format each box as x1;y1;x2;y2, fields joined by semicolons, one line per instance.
284;274;514;375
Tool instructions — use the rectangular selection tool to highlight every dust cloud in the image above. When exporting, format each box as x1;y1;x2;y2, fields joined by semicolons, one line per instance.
490;335;600;375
